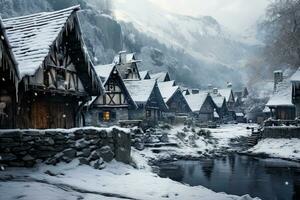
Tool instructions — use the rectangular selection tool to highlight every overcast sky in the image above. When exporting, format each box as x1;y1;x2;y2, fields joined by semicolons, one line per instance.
148;0;270;33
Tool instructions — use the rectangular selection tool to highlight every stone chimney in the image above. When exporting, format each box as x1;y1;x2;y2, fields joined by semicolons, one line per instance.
274;70;283;91
227;82;232;88
213;88;218;95
118;51;127;64
208;84;213;91
192;89;200;94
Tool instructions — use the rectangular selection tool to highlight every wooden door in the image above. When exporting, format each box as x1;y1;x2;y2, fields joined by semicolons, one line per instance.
31;101;49;129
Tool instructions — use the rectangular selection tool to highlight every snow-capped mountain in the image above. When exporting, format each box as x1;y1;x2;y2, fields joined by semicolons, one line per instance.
114;0;258;69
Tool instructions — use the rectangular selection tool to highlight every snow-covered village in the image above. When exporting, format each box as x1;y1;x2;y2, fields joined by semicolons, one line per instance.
0;0;300;200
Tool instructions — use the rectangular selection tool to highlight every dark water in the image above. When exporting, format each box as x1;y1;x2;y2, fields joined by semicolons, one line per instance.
157;155;300;200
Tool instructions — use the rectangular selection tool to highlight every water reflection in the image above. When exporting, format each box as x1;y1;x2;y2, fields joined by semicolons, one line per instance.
158;155;300;200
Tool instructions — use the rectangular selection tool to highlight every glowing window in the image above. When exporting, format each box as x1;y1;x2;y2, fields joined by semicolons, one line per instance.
103;111;110;121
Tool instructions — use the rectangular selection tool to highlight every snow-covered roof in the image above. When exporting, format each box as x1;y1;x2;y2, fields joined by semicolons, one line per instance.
124;79;156;103
185;92;208;112
94;63;115;85
2;6;80;78
151;72;170;82
113;52;140;64
218;88;233;102
139;70;151;80
290;68;300;82
0;16;20;80
266;79;293;107
158;81;179;103
210;94;226;108
236;113;244;117
263;106;271;113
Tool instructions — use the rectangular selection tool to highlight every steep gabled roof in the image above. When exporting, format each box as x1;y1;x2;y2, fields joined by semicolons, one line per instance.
267;79;293;107
219;88;234;102
139;70;151;80
210;94;226;108
291;68;300;82
94;63;115;85
93;63;137;109
124;79;156;103
3;6;103;95
0;17;19;82
185;92;209;112
151;72;171;82
3;6;79;78
124;79;168;111
158;81;179;103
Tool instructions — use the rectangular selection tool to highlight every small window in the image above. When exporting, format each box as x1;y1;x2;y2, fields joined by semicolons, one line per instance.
146;110;151;118
103;111;110;121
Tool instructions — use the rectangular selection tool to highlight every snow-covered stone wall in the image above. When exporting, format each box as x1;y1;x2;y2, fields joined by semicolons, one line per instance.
262;127;300;138
0;127;131;167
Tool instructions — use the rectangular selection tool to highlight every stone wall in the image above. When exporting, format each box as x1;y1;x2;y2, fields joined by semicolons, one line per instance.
0;127;131;168
262;127;300;138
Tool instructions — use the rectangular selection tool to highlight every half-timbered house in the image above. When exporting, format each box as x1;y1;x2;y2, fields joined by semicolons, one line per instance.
114;52;141;80
139;70;151;80
151;72;171;82
87;64;137;126
2;6;103;129
0;17;19;129
185;92;217;122
158;81;191;114
124;79;168;125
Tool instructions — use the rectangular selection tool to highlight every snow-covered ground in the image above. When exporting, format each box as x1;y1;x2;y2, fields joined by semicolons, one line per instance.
0;159;259;200
139;124;255;161
247;138;300;161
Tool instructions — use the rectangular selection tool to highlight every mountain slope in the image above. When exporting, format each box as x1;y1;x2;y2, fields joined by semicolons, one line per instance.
114;0;257;69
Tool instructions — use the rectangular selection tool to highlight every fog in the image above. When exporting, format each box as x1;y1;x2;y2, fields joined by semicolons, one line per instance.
148;0;270;34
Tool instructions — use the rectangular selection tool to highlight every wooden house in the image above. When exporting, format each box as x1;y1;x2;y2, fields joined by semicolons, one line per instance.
185;92;217;122
114;52;141;80
219;87;235;110
209;92;229;120
2;6;103;129
124;79;168;125
139;70;151;80
86;64;137;126
0;17;19;129
291;68;300;118
158;81;191;114
266;72;295;120
151;72;171;82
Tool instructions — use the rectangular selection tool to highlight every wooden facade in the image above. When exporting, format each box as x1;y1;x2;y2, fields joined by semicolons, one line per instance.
87;64;137;126
2;6;103;129
0;18;19;129
125;79;168;125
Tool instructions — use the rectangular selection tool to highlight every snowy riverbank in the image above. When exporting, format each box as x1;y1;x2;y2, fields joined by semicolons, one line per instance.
0;124;261;200
0;159;259;200
138;124;255;162
246;138;300;161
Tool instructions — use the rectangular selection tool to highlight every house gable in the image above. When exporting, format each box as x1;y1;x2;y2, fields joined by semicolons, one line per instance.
3;6;103;97
92;66;136;109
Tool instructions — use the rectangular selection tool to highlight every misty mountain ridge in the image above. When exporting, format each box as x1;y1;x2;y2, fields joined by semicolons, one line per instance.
0;0;260;89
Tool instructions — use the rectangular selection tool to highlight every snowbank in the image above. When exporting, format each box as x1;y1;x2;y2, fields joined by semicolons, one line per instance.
0;160;259;200
247;139;300;161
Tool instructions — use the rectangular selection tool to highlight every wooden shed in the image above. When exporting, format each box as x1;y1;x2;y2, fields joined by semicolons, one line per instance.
2;6;104;129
